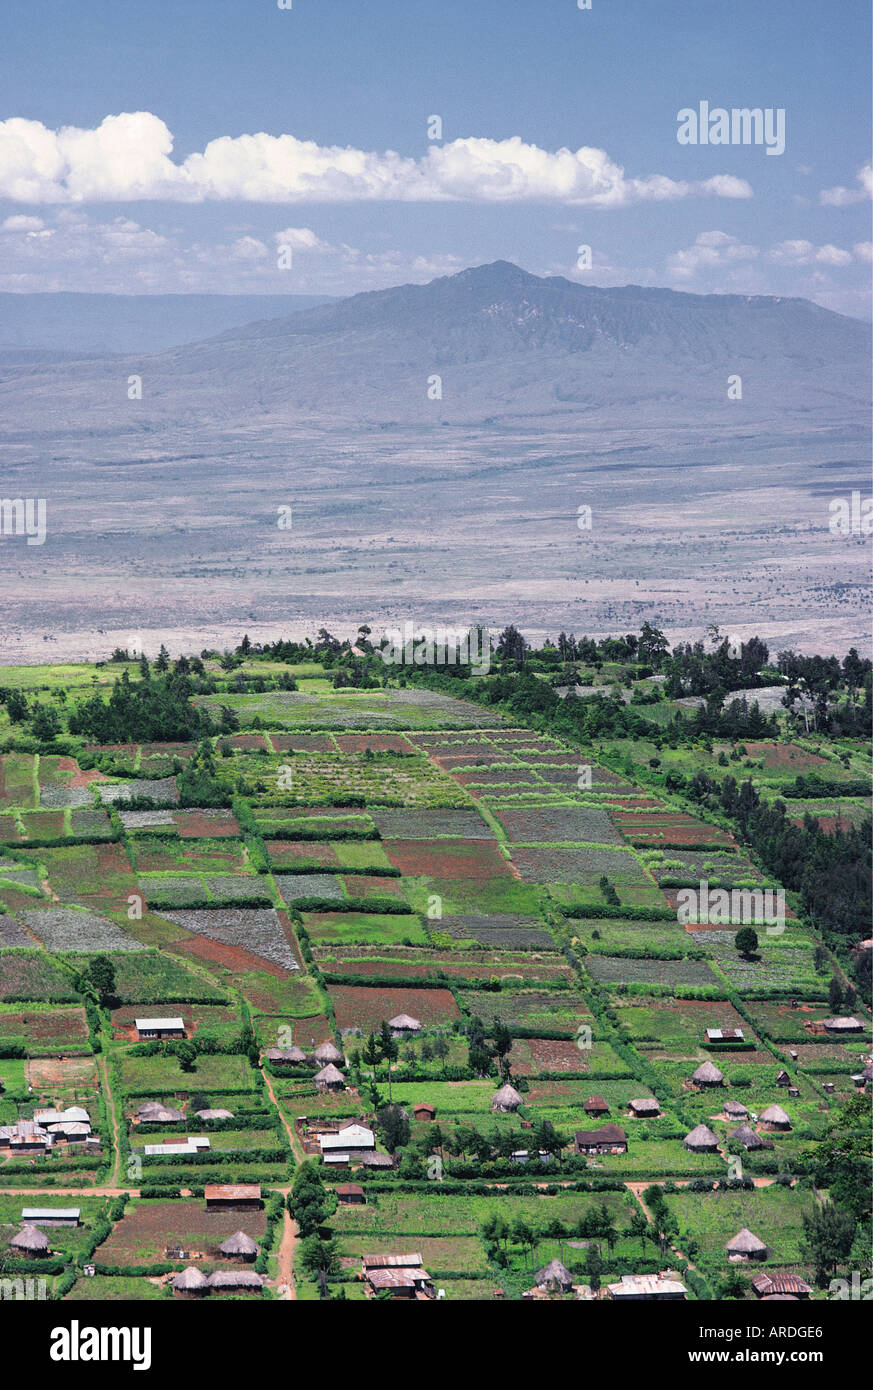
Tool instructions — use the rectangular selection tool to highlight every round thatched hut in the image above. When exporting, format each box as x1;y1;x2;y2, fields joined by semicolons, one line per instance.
218;1230;260;1262
534;1259;574;1293
10;1224;50;1257
315;1062;346;1092
683;1124;720;1152
723;1100;749;1119
725;1228;768;1262
728;1123;765;1151
759;1104;791;1132
313;1042;344;1066
491;1084;523;1113
171;1267;209;1297
691;1061;724;1088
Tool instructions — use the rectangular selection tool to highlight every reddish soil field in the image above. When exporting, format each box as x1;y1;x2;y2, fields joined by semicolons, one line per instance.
109;1003;240;1040
734;742;834;771
2;1007;89;1047
329;984;460;1031
219;733;270;751
599;796;666;810
333;734;414;753
509;1037;590;1074
171;937;290;978
340;874;406;897
0;815;22;842
270;735;337;753
57;757;109;788
431;751;510;768
383;839;513;880
20;811;66;838
447;770;538;787
99;1200;268;1266
173;810;241;838
266;840;341;868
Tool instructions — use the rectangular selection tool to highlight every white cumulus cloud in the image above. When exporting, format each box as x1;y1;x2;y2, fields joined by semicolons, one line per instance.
819;162;872;206
0;112;753;207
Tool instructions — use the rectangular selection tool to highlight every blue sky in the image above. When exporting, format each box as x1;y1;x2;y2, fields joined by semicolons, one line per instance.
1;0;870;314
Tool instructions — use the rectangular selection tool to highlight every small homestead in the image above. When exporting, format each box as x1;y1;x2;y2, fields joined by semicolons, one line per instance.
413;1103;436;1121
728;1124;767;1151
171;1267;209;1298
362;1253;433;1299
752;1272;812;1299
265;1047;307;1066
491;1084;523;1113
705;1028;745;1044
315;1063;346;1092
135;1101;184;1124
574;1125;628;1156
336;1184;366;1205
628;1098;660;1118
726;1228;768;1262
134;1017;186;1040
208;1270;264;1293
388;1014;421;1039
607;1272;687;1300
218;1231;260;1261
759;1104;791;1132
21;1207;80;1228
723;1100;749;1119
822;1017;864;1034
691;1061;724;1089
204;1184;262;1212
533;1259;574;1293
583;1095;609;1116
313;1042;344;1066
683;1124;719;1153
10;1224;50;1257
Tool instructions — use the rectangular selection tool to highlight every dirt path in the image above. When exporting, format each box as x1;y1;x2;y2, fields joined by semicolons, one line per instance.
260;1063;305;1163
275;1208;298;1300
97;1051;124;1186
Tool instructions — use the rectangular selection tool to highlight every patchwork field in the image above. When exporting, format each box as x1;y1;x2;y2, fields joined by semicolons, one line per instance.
0;654;867;1305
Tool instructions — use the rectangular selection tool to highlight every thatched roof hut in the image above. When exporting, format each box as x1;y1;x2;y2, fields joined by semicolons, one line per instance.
760;1104;791;1131
313;1042;344;1065
584;1096;609;1114
534;1258;574;1292
207;1270;264;1290
491;1084;523;1113
314;1062;345;1091
691;1061;724;1087
388;1014;421;1033
726;1228;767;1260
728;1124;764;1150
629;1098;660;1116
136;1101;184;1123
171;1267;209;1295
10;1224;50;1255
265;1047;307;1064
196;1108;234;1121
723;1100;749;1118
683;1124;719;1152
219;1230;259;1260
